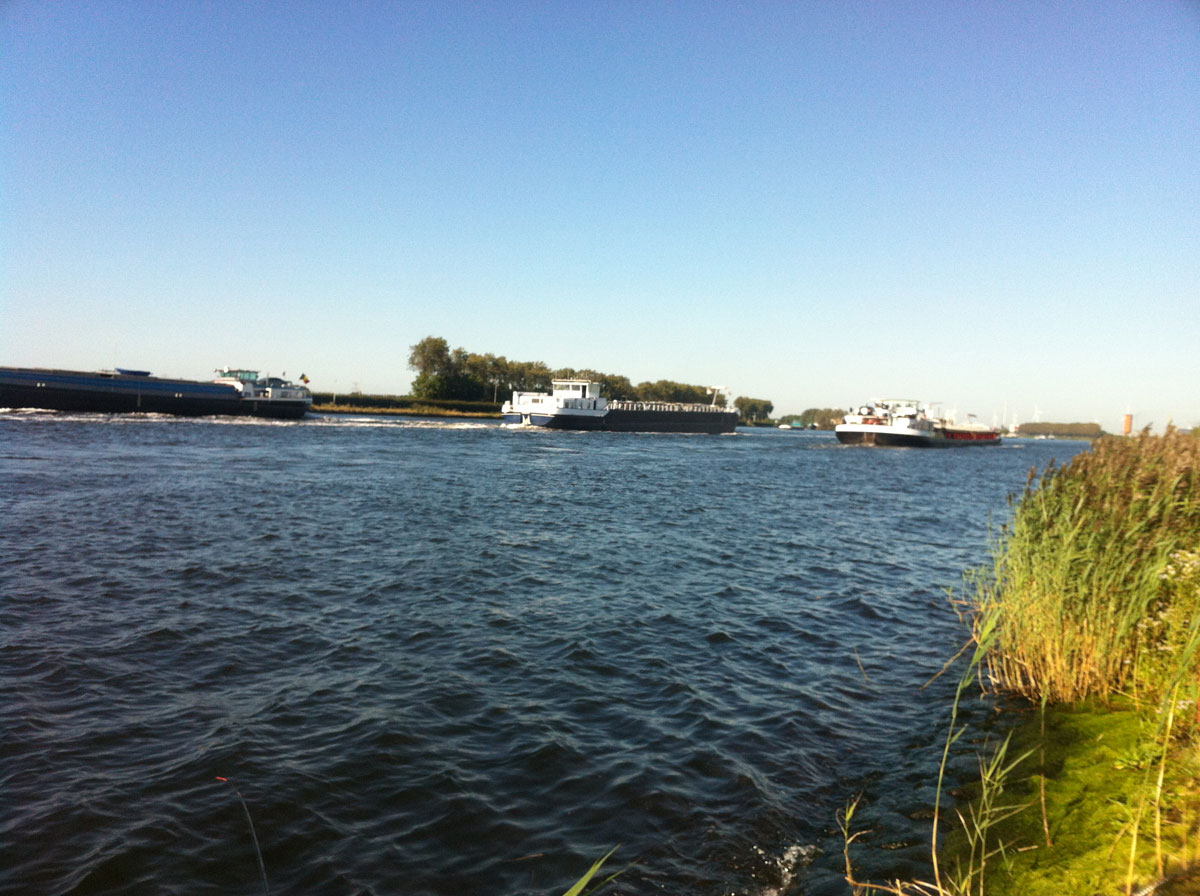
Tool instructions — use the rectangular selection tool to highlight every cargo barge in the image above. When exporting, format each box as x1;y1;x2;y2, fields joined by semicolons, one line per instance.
502;380;738;434
0;366;312;419
835;399;1000;447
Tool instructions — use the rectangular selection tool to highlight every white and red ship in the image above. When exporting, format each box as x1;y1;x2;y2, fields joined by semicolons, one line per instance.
835;399;1001;447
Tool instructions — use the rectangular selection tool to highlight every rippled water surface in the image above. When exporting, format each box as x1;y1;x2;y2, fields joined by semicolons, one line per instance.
0;413;1087;895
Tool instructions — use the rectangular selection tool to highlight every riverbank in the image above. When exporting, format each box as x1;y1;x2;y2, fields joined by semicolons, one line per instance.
309;391;502;418
847;428;1200;896
954;428;1199;896
312;402;501;418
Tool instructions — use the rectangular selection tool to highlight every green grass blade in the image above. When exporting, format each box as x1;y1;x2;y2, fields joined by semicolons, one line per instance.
561;846;620;896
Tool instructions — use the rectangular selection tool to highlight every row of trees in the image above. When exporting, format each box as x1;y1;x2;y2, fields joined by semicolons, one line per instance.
778;408;846;429
408;336;765;411
408;336;546;402
1017;421;1104;438
734;397;774;423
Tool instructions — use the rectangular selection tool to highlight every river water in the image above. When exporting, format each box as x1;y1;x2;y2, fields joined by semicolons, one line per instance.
0;413;1086;895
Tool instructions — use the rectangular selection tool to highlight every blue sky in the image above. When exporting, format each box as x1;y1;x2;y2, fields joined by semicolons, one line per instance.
3;1;1197;431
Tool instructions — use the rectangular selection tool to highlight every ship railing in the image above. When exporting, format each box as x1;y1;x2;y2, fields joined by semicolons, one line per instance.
607;400;733;414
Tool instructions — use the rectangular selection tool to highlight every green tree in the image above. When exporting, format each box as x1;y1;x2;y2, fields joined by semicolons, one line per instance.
597;374;637;401
409;371;446;399
408;337;454;399
636;380;711;404
509;360;552;393
1017;421;1104;439
735;396;774;423
407;335;743;408
408;337;495;400
468;353;509;402
409;336;453;379
796;407;845;429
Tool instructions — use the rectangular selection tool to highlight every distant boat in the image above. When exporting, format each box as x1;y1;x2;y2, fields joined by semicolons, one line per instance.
502;380;738;434
835;399;1001;447
0;366;312;419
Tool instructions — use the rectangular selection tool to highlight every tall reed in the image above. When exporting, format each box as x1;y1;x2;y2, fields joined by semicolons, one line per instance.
960;427;1200;892
840;429;1200;895
969;427;1200;709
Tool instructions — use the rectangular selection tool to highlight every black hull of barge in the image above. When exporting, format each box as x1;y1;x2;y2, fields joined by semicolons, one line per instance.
835;430;998;447
836;430;933;447
0;370;309;420
533;408;737;434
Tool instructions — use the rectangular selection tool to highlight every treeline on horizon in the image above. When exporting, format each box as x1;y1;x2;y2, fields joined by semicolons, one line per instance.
777;408;846;430
405;336;776;421
1017;421;1105;438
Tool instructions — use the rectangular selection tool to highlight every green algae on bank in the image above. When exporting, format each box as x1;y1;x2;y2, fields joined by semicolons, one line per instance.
941;700;1200;896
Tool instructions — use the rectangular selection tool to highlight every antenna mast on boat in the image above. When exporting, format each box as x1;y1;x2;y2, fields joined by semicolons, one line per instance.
708;386;730;407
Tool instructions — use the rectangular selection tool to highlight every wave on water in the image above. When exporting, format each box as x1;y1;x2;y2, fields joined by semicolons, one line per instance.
307;414;498;429
754;844;818;896
0;409;307;427
0;408;500;430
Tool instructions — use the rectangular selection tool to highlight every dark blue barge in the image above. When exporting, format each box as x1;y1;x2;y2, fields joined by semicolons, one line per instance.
0;366;312;419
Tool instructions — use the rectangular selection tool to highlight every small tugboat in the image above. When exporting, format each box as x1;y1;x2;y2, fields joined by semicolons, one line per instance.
835;399;1000;447
0;366;312;419
502;380;739;434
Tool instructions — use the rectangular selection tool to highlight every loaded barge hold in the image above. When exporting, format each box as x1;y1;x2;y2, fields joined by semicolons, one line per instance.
0;366;312;419
502;379;739;434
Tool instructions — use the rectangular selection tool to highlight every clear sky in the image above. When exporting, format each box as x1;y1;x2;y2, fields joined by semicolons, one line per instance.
3;1;1197;431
